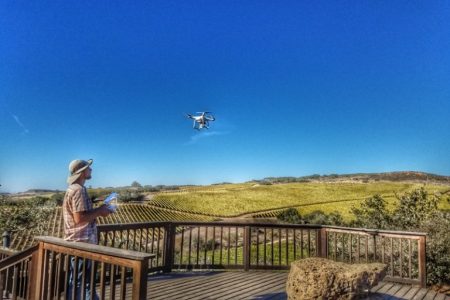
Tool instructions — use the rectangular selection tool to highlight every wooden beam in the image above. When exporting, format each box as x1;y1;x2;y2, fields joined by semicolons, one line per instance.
243;226;251;271
418;235;427;288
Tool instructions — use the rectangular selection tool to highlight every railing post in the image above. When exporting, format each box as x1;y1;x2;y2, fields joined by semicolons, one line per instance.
0;270;4;299
132;258;149;300
317;228;328;258
29;242;45;300
164;223;175;272
372;234;377;262
418;235;427;288
2;231;10;249
243;226;251;271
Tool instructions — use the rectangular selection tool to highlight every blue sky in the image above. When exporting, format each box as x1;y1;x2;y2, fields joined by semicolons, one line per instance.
1;1;450;193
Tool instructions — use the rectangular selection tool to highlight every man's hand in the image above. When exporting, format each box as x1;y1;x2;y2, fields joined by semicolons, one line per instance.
73;204;112;225
97;204;112;217
104;192;118;205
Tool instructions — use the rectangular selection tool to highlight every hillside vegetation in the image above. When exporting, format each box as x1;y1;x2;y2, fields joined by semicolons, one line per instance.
2;173;449;285
151;181;450;218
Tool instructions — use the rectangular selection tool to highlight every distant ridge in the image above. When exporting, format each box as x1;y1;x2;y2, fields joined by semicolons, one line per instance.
259;171;450;185
24;189;61;193
6;171;450;195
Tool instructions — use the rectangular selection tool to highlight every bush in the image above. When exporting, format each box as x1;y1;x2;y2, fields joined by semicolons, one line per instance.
350;194;392;229
118;190;145;203
421;211;450;284
259;181;273;185
0;195;54;235
303;210;344;225
351;188;450;285
303;210;329;225
277;208;345;226
327;211;345;226
87;189;107;201
50;193;65;206
131;181;142;188
393;188;438;229
277;208;302;224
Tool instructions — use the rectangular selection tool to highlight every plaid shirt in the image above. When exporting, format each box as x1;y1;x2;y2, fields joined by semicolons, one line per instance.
63;183;98;244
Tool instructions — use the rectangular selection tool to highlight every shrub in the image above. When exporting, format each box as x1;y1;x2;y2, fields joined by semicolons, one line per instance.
303;210;328;224
392;188;438;229
327;211;345;226
131;181;142;188
351;188;450;285
0;195;53;235
277;208;345;226
350;194;392;229
277;208;302;224
50;193;65;206
421;210;450;284
118;190;145;202
303;210;338;225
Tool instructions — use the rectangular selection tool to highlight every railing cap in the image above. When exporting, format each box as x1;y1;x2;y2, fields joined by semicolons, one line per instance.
35;236;155;261
97;221;170;231
322;225;427;236
0;247;16;256
97;221;426;237
155;221;323;229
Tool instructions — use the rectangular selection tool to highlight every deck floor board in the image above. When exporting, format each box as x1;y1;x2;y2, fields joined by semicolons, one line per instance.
204;275;275;299
143;272;448;300
215;273;286;300
394;285;414;298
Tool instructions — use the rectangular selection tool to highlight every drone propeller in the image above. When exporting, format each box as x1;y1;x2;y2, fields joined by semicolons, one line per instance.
196;111;212;115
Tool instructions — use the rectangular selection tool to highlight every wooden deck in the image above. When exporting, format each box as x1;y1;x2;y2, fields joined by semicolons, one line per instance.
2;271;448;299
142;271;449;300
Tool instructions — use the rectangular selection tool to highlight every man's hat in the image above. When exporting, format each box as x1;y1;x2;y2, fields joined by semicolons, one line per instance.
67;159;93;184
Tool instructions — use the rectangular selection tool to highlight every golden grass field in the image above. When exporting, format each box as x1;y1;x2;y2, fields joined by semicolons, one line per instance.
151;181;450;220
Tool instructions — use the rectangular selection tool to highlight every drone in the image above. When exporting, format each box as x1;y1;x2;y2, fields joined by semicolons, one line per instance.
186;112;216;130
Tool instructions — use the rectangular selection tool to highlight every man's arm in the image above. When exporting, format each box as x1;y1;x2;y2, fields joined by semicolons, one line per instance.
73;205;111;225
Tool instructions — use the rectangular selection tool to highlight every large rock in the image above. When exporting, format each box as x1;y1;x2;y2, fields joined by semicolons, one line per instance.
286;258;387;300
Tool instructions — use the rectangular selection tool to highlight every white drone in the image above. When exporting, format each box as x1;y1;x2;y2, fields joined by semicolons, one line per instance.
186;112;216;130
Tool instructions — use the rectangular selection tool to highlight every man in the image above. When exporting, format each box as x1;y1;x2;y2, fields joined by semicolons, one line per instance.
63;159;112;300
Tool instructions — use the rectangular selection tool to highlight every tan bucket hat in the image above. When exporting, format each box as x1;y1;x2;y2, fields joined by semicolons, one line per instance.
67;159;93;184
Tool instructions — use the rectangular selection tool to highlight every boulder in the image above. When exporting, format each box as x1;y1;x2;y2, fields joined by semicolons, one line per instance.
286;258;387;300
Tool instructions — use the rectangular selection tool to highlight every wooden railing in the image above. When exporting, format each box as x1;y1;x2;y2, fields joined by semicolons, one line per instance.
97;221;427;287
97;221;167;272
167;222;322;271
0;246;19;296
0;245;36;299
322;227;427;286
0;248;16;261
0;221;427;298
0;236;154;300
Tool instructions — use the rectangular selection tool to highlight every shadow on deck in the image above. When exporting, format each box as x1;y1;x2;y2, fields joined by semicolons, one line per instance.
142;271;449;300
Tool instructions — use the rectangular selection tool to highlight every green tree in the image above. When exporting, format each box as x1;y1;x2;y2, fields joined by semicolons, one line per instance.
277;208;302;224
118;190;144;202
391;188;448;285
351;189;449;285
350;194;392;229
0;196;53;235
392;188;438;230
131;181;142;188
50;192;65;206
277;208;345;226
304;210;329;224
304;210;334;225
328;211;345;226
421;210;450;284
